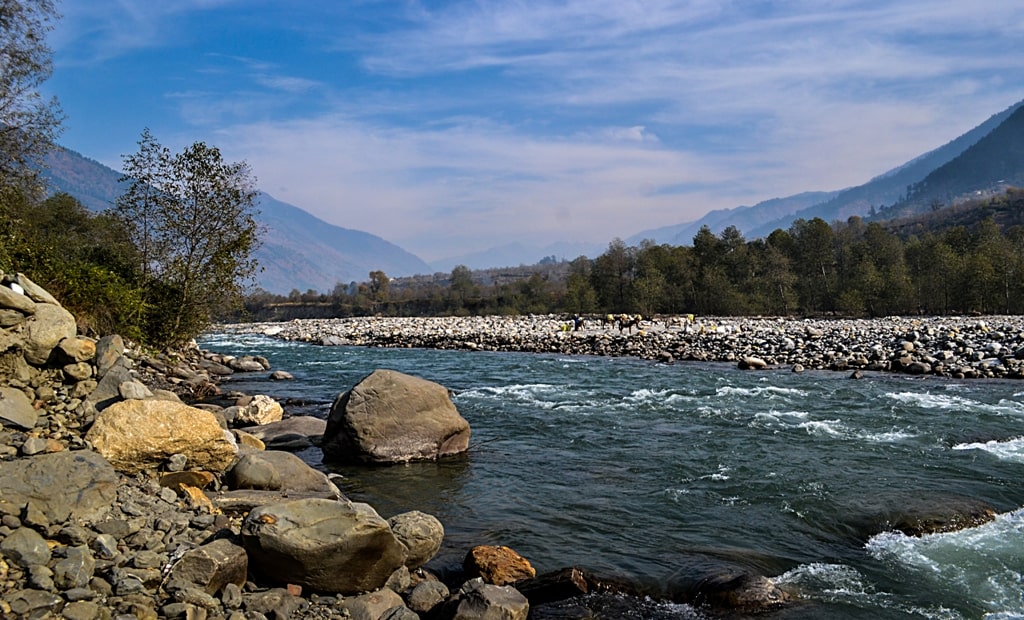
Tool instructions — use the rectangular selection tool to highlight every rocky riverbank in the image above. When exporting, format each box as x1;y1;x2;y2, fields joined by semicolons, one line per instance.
226;314;1024;380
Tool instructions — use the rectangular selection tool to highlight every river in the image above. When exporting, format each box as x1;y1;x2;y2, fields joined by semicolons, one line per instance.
199;332;1024;619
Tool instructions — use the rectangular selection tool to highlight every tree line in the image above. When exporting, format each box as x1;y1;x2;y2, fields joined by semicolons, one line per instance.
243;189;1024;321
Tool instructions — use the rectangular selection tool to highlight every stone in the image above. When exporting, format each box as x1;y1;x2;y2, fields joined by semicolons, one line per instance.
85;360;133;412
165;538;248;596
339;588;405;620
227;356;267;373
22;303;77;365
685;568;790;613
63;361;93;381
464;545;536;586
0;527;51;567
445;578;529;620
270;370;294;380
388;511;444;570
0;451;118;523
94;334;126;378
119;380;155;400
12;273;59;305
0;283;36;315
53;545;96;589
225;450;339;496
57;336;97;363
240;498;407;594
235;394;284;426
322;369;471;464
85;399;238;474
0;386;38;430
738;356;768;370
406;580;449;614
243;416;326;450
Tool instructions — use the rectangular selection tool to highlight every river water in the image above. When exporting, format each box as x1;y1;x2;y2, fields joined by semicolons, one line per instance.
199;332;1024;619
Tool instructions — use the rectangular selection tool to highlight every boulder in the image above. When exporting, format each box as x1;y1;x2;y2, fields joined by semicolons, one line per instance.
22;303;77;366
443;578;529;620
165;538;248;596
0;451;118;524
322;369;471;464
235;394;284;426
464;545;537;586
0;386;38;430
225;451;340;497
11;273;59;305
388;511;444;570
94;334;125;378
839;491;997;540
240;498;407;594
85;399;238;474
685;567;790;613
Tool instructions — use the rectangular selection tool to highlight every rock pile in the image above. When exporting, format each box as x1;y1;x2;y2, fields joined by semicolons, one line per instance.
230;314;1024;379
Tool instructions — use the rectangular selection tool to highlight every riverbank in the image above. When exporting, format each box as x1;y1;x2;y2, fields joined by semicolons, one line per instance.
223;314;1024;380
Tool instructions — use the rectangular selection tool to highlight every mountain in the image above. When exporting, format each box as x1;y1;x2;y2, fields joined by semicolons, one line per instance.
881;104;1024;217
627;191;837;247
40;147;432;294
430;240;604;273
628;99;1024;245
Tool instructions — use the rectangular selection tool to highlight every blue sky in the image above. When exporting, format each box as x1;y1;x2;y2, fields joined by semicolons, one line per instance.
46;1;1024;261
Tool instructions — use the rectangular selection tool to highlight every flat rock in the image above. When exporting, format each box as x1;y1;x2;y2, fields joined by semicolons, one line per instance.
0;451;118;524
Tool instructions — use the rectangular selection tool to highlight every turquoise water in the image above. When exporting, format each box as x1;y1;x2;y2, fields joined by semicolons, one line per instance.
200;333;1024;619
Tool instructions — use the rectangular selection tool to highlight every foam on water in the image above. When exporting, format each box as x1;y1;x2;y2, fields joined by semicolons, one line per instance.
865;508;1024;618
716;385;808;399
886;391;1024;416
952;437;1024;463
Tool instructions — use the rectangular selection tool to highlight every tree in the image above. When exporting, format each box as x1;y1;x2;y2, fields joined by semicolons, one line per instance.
115;130;262;345
0;0;63;195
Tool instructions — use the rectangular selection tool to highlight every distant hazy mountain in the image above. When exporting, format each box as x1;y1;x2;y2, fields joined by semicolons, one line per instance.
41;147;431;294
627;191;837;247
629;99;1024;245
881;103;1024;218
430;240;604;273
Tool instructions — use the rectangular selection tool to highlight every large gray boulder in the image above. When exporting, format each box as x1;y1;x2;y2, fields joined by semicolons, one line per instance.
0;451;118;524
22;303;77;366
322;369;471;464
240;498;407;595
443;578;530;620
85;399;238;474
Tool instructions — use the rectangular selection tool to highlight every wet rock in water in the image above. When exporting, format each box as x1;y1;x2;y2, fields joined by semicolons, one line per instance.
85;399;238;474
322;369;471;464
685;567;790;613
240;497;407;594
464;544;537;586
840;491;998;540
388;510;445;570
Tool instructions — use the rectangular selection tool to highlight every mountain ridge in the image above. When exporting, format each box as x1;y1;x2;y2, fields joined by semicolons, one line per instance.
41;147;432;294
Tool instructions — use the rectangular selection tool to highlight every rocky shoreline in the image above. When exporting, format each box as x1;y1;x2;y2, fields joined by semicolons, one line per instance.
226;314;1024;380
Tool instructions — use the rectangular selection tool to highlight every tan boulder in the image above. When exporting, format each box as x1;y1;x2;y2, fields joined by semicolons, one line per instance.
85;399;238;474
23;303;77;366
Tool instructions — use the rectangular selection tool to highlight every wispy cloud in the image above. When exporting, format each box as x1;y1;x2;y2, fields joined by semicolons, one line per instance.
50;0;1024;260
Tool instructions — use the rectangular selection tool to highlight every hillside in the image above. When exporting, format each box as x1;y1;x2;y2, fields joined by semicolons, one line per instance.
631;99;1024;244
40;147;432;294
882;105;1024;218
